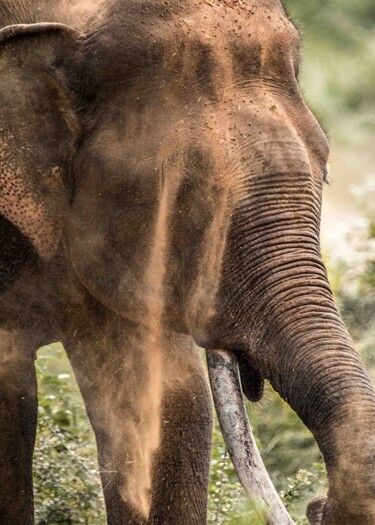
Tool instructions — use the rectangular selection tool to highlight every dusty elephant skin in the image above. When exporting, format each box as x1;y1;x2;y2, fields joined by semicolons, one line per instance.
0;0;374;524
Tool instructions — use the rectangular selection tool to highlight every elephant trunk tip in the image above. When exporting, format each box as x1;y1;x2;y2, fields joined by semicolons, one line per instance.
307;495;326;525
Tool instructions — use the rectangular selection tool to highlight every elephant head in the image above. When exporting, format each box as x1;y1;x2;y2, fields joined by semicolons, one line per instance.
0;1;374;524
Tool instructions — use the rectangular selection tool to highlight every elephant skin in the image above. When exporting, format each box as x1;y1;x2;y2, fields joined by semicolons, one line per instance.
0;1;375;524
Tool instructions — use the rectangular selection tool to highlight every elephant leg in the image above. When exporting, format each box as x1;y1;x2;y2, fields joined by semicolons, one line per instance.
149;367;212;525
0;328;37;525
65;326;212;525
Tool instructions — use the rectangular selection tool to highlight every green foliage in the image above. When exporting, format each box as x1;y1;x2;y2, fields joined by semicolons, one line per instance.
208;428;245;524
34;345;105;525
286;0;375;141
280;465;326;525
34;419;104;525
329;183;375;376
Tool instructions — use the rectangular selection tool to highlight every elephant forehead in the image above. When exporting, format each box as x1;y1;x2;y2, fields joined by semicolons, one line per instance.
85;0;299;92
74;85;316;211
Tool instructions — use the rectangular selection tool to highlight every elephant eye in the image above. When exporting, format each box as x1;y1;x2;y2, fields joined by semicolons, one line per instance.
323;167;330;185
294;58;300;81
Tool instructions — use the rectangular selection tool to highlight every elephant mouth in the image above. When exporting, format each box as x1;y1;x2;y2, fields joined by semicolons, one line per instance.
206;349;295;525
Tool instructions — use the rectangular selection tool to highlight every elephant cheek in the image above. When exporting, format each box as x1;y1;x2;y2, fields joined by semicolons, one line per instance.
0;166;64;259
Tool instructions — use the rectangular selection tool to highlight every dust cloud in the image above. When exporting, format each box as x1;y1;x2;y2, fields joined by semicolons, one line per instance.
111;144;230;516
118;155;182;516
57;0;109;31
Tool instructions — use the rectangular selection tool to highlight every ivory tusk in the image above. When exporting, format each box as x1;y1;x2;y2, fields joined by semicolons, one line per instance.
206;348;295;525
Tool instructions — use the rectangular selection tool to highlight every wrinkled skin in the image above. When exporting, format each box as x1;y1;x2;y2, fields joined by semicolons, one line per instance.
1;1;375;524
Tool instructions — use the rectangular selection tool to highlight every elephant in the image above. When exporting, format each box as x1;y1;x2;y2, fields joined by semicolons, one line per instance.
0;0;374;524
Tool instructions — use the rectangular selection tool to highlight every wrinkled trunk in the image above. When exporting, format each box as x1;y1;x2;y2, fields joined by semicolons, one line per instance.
264;298;375;523
238;236;375;523
207;170;375;522
208;285;375;524
261;297;375;524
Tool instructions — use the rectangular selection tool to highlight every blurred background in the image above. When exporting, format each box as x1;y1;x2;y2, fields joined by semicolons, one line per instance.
31;2;375;524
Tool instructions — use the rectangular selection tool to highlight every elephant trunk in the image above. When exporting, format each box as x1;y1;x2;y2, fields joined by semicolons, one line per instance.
209;165;375;522
263;302;375;523
247;276;375;523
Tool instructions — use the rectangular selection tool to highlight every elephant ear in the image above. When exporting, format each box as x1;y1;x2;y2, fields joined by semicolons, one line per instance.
0;23;80;259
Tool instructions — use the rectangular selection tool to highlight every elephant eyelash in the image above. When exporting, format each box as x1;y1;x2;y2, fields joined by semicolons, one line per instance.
323;167;330;185
294;64;300;81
